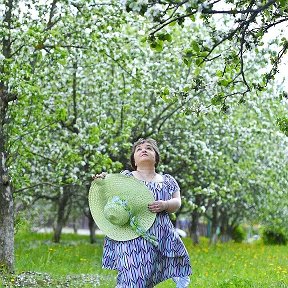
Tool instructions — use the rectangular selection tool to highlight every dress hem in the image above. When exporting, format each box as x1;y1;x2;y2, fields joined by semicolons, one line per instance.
102;265;193;286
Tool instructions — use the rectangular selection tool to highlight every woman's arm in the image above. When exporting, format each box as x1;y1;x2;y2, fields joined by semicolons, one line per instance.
148;191;181;213
164;190;181;213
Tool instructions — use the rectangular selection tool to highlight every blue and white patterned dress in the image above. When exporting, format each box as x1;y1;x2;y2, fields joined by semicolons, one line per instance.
102;171;192;287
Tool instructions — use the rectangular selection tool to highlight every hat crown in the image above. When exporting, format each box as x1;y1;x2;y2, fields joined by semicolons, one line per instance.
103;200;130;226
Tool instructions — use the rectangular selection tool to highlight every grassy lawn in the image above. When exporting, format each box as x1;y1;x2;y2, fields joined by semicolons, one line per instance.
0;231;287;287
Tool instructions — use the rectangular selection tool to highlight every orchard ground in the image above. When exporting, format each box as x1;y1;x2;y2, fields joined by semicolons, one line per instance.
0;230;287;287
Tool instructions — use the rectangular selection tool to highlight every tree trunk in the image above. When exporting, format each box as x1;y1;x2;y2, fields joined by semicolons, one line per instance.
0;152;14;273
190;209;200;245
53;186;71;243
0;0;14;274
220;210;231;242
85;181;97;244
88;211;96;244
209;205;219;245
0;101;14;273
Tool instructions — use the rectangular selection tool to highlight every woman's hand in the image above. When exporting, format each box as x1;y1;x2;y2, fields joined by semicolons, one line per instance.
92;172;107;180
148;200;168;213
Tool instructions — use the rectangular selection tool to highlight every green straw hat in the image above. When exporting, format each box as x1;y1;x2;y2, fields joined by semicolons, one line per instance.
88;173;157;244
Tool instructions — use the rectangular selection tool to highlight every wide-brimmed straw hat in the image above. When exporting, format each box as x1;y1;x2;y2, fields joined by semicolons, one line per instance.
88;173;157;244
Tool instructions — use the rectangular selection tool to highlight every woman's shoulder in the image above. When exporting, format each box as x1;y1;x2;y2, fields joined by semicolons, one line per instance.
120;170;133;176
162;173;180;191
163;173;177;182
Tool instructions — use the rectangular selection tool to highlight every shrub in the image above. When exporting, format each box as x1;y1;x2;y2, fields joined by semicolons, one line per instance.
14;212;33;235
262;227;287;245
231;225;246;243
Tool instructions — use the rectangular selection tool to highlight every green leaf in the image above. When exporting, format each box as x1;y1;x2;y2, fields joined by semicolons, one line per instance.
139;4;148;16
194;67;201;76
168;21;177;27
163;87;170;95
218;78;230;87
189;14;196;22
195;58;203;66
191;40;200;53
211;93;224;105
183;58;192;67
276;117;288;136
157;33;172;42
184;49;193;58
57;108;67;121
216;70;223;77
150;41;163;52
183;86;190;92
200;51;209;57
165;33;172;42
279;0;287;8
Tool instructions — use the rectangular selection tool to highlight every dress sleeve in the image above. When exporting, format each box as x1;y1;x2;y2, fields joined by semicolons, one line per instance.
165;174;180;196
120;170;132;176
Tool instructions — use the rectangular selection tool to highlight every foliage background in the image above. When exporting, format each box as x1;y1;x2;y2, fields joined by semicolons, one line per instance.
0;0;288;274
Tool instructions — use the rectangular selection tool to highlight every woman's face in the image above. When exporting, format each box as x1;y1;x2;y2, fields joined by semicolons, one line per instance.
133;141;156;167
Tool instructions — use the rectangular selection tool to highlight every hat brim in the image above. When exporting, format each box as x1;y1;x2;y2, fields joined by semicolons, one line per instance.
88;173;156;241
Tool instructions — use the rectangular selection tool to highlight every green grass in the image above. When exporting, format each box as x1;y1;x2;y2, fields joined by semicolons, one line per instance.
183;237;288;288
1;232;287;287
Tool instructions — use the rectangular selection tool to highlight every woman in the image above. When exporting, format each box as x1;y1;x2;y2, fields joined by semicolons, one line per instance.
96;138;192;287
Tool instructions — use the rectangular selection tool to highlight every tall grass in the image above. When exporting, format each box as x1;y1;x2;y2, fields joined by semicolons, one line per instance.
1;231;287;287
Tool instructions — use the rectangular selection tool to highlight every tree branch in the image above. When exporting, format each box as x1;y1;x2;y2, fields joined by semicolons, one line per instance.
14;182;63;194
8;121;58;150
46;0;60;30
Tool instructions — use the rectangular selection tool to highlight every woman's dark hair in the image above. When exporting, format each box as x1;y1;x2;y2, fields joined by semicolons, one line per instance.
130;138;160;170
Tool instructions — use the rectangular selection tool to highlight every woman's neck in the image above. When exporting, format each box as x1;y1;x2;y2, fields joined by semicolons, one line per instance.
134;167;157;182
